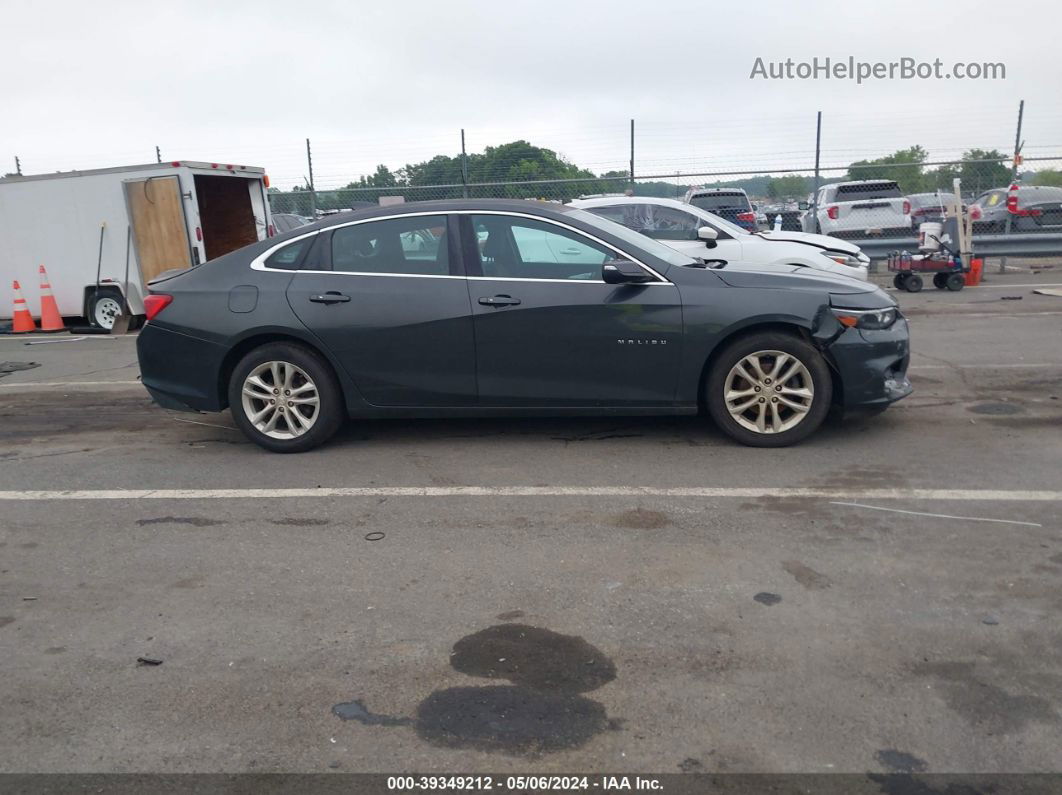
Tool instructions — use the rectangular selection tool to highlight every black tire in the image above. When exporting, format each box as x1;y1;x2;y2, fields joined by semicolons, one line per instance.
705;331;833;448
228;342;344;453
905;274;923;292
945;272;965;291
933;272;948;289
893;274;907;290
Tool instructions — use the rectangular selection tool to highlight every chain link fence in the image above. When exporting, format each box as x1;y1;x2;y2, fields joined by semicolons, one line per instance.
268;157;1062;255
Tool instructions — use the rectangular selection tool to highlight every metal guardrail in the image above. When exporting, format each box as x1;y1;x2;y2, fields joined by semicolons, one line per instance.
852;233;1062;262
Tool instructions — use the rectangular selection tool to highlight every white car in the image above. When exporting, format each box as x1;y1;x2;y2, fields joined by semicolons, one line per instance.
802;180;911;238
570;196;870;280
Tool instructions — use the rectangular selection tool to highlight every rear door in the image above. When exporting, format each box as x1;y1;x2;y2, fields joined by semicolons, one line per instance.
124;175;193;281
285;214;477;406
463;213;683;406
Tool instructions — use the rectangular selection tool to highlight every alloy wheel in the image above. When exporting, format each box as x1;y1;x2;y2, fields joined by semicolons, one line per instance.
240;361;320;439
723;350;815;434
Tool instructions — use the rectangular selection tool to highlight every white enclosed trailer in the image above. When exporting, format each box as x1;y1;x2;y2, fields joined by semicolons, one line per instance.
1;161;271;328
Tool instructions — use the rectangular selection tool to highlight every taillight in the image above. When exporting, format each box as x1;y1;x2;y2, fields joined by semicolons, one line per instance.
263;174;271;188
143;294;173;321
902;200;911;215
970;206;982;220
736;212;756;222
1006;193;1019;213
267;224;276;238
195;227;203;241
826;205;839;220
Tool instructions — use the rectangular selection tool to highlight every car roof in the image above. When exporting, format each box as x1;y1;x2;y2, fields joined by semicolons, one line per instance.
296;198;577;233
573;195;692;209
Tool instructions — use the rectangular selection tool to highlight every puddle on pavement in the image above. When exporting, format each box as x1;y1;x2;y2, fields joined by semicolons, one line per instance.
333;623;618;756
968;402;1025;415
332;699;412;726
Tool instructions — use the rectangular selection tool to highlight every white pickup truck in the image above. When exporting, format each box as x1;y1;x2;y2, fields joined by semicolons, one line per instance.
803;180;911;239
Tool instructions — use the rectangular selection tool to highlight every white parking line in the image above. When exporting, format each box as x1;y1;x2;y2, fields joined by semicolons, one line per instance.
0;380;142;387
0;486;1058;501
909;363;1061;370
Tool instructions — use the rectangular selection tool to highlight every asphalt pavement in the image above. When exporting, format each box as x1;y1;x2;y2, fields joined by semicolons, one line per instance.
1;268;1060;776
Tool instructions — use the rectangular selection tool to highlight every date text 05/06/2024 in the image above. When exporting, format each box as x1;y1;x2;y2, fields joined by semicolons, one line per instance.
386;775;664;791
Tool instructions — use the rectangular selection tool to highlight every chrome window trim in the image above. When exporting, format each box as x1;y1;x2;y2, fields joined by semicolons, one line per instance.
248;209;670;283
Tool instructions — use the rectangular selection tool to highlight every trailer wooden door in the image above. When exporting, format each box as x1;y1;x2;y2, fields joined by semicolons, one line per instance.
124;176;193;282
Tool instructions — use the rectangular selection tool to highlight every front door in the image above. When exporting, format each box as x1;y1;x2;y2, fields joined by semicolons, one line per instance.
287;214;477;406
463;213;683;407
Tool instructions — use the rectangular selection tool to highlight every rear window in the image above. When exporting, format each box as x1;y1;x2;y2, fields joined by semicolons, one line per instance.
836;182;902;200
688;192;750;211
908;193;947;209
264;237;311;270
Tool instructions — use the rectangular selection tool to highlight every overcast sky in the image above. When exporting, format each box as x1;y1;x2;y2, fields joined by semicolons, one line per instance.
3;0;1061;189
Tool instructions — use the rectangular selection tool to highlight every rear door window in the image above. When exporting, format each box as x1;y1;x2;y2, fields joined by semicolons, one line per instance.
330;215;450;275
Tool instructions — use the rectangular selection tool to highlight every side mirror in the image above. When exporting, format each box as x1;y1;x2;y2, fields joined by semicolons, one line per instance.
798;201;809;211
697;226;718;248
602;259;652;284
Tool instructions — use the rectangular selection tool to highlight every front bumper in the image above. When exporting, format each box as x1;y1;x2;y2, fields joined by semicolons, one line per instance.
826;316;913;409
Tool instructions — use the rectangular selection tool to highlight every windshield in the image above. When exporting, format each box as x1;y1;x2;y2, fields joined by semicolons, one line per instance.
565;208;698;268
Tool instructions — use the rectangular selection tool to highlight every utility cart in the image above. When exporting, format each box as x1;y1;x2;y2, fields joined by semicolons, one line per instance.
888;251;966;292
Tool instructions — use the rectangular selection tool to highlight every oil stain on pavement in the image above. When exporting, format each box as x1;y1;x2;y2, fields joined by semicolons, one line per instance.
333;624;618;756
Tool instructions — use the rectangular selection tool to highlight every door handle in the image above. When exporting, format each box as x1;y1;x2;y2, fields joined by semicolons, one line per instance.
309;292;351;304
478;295;521;307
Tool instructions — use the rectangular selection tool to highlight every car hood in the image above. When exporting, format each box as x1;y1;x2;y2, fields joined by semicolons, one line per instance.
710;266;881;296
755;230;862;254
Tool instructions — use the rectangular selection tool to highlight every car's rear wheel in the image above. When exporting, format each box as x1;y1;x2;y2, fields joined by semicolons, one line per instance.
706;332;832;447
228;342;344;453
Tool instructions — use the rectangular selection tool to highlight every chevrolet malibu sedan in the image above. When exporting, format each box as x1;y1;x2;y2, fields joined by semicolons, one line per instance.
136;199;912;452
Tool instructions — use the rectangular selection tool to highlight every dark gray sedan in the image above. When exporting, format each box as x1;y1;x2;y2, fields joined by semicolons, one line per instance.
136;199;912;452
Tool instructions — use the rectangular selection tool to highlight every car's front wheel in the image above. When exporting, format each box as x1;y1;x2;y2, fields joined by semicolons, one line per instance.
706;332;832;447
228;342;344;453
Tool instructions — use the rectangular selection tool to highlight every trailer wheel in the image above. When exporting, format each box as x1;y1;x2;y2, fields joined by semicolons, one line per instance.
892;274;907;290
87;288;124;330
904;274;923;293
945;272;965;291
933;273;948;289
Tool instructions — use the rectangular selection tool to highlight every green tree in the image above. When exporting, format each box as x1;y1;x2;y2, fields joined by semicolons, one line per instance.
846;146;927;192
1030;169;1062;187
958;149;1009;194
766;175;812;199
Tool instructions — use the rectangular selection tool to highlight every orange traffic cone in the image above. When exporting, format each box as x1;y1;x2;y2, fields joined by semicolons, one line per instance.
37;265;65;332
11;280;37;333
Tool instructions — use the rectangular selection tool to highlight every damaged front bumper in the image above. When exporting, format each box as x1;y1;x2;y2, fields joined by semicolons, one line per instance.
825;316;913;409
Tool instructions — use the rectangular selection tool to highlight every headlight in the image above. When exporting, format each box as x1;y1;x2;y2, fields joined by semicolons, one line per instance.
821;251;865;268
831;307;898;330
